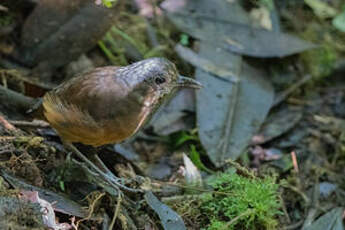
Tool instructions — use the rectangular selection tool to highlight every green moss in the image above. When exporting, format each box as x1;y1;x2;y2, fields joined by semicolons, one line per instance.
98;12;177;66
207;219;230;230
300;45;337;79
200;169;281;230
0;13;14;26
298;22;342;79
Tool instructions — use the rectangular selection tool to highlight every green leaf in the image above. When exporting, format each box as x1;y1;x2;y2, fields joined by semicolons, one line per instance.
333;11;345;32
145;191;186;230
189;145;214;174
102;0;117;8
180;34;189;46
173;131;199;147
59;180;65;192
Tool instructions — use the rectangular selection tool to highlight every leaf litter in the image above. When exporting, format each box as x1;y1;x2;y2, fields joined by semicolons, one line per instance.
1;0;345;229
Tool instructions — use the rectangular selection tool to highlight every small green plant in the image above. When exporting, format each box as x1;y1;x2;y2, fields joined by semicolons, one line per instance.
189;145;214;174
101;0;117;8
179;33;190;46
170;130;199;148
201;169;281;230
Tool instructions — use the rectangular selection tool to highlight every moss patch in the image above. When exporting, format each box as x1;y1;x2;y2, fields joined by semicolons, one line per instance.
200;169;281;230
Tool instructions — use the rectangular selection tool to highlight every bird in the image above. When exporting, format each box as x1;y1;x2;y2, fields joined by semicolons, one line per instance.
36;57;202;192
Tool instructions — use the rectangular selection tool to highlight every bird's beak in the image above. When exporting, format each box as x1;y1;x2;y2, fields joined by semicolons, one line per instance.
177;75;202;89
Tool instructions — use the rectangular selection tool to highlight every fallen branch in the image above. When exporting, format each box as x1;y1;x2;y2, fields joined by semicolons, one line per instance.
0;85;37;112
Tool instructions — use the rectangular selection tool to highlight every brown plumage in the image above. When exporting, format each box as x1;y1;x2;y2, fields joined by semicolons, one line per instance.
34;57;201;192
40;57;201;147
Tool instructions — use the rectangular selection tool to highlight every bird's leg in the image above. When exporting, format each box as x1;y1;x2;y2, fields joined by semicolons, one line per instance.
89;149;138;191
76;145;115;177
63;142;142;193
92;153;117;179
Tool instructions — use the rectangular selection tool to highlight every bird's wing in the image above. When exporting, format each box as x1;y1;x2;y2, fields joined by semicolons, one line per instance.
48;66;131;121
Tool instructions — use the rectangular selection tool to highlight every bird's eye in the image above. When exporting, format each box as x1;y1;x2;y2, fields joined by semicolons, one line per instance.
155;76;166;85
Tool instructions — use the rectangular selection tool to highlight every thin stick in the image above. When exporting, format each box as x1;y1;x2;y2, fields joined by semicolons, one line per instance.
223;209;254;229
9;120;50;128
159;181;233;196
109;193;122;230
0;85;36;111
93;154;115;177
0;115;17;131
279;194;291;223
291;151;299;173
76;192;105;229
282;220;303;230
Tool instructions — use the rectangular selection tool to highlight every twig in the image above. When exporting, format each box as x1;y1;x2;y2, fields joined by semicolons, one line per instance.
76;192;106;229
281;184;310;204
282;220;304;230
0;143;15;155
302;177;320;229
219;80;239;161
0;136;16;141
272;74;312;108
223;209;254;229
291;151;299;173
109;193;122;230
225;159;256;179
0;85;37;112
279;194;291;223
159;181;234;196
0;115;17;131
162;194;205;203
9;120;50;128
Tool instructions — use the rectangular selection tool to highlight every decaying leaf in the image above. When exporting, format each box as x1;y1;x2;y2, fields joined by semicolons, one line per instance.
145;191;186;230
18;0;118;71
162;0;250;24
182;153;202;187
0;169;88;218
252;108;303;145
169;0;274;166
178;43;274;166
303;207;344;230
164;0;315;57
20;190;72;230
